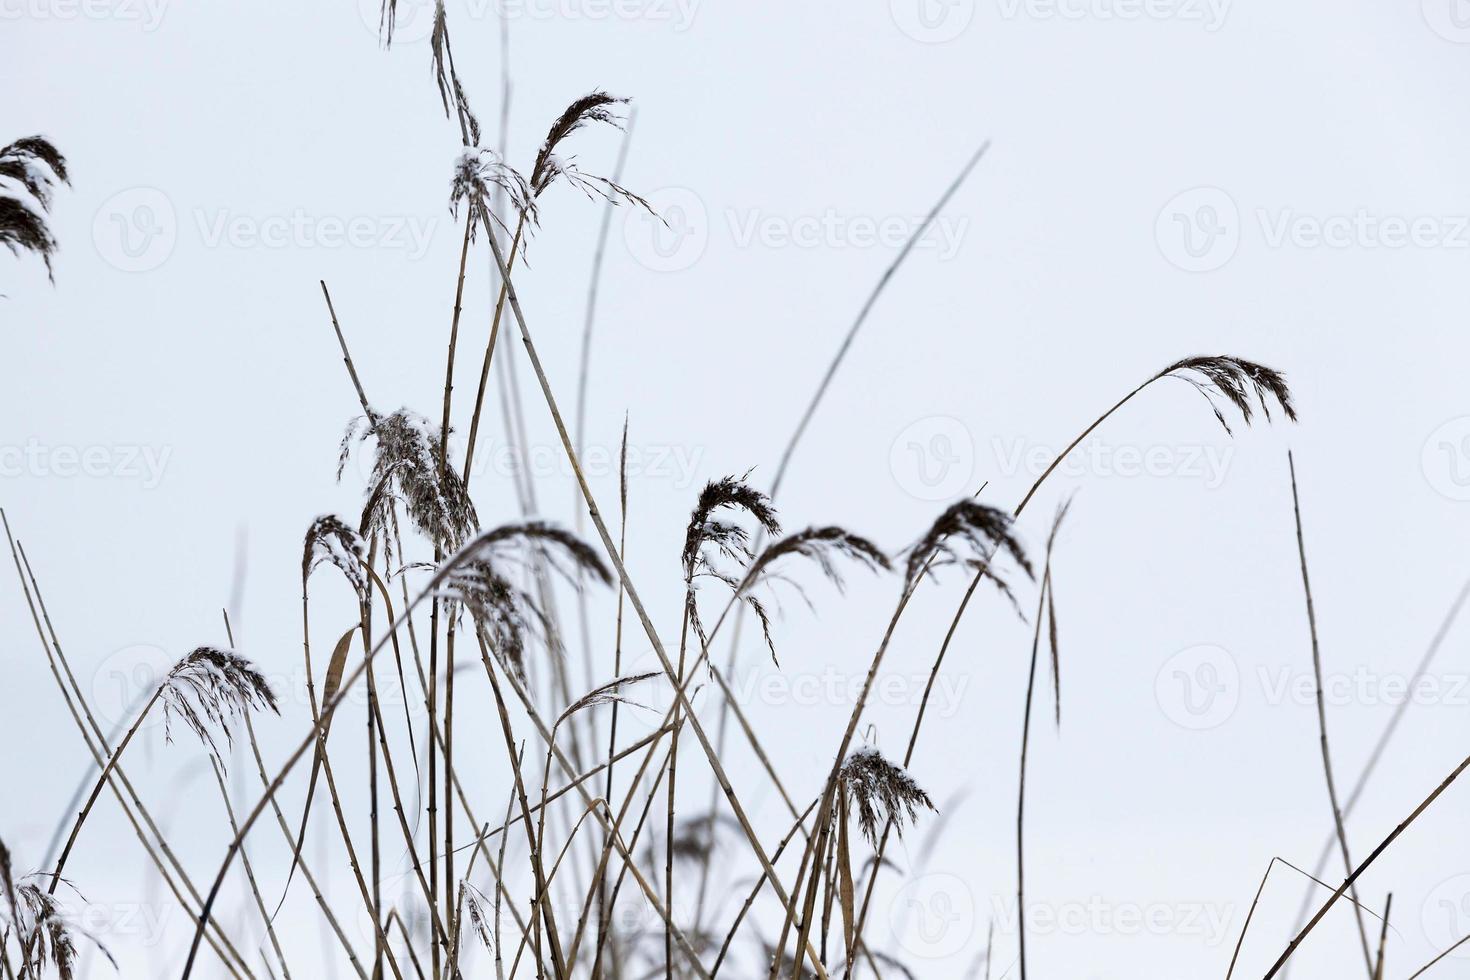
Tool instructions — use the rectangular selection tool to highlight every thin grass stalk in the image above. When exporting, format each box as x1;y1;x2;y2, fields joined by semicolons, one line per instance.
176;547;507;980
475;206;823;976
208;755;292;980
1288;451;1374;977
711;796;822;977
567;741;674;973
1015;568;1049;980
1283;573;1470;968
360;567;537;969
665;606;692;980
767;566;939;979
242;711;368;980
1261;747;1470;978
487;635;718;980
703;140;991;932
460;215;526;489
596;417;631;980
1406;933;1470;978
2;515;252;980
297;578;399;978
45;683;164;892
472;635;567;979
439;212;474;977
1372;894;1391;980
365;540;385;980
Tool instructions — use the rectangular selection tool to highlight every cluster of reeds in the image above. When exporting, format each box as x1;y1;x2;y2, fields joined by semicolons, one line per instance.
11;7;1468;980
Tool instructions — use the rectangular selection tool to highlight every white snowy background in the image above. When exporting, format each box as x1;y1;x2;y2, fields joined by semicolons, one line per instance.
4;1;1470;977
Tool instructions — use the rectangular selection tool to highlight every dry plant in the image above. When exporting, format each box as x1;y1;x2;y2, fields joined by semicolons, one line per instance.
14;10;1459;980
0;136;69;286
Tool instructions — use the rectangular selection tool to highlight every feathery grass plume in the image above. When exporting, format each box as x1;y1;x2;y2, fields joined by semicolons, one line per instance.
667;813;740;865
1157;355;1297;434
680;474;783;657
16;884;76;979
904;499;1032;590
439;522;610;679
429;1;479;144
339;407;479;552
161;647;279;760
302;515;367;599
0;837;22;966
557;671;659;727
451;147;533;238
839;747;935;847
0;136;69;283
747;527;889;593
462;882;497;956
523;91;658;224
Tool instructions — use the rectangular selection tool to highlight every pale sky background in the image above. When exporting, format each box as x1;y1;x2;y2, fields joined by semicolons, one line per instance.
4;1;1470;977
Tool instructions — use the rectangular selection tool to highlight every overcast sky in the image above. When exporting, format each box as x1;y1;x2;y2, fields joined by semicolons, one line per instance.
5;1;1470;977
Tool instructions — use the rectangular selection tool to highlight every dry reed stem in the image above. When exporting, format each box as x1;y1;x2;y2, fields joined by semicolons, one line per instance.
1288;451;1374;977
